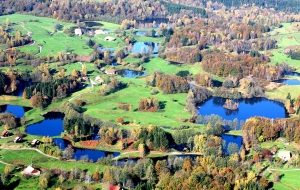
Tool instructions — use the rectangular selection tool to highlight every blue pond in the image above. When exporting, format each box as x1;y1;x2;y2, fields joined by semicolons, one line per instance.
26;112;64;137
131;42;159;55
222;134;243;155
0;105;27;118
135;31;147;36
118;69;145;78
278;79;300;85
53;138;120;162
198;97;287;121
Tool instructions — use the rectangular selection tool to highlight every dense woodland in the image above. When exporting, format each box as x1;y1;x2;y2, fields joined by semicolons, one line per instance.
202;52;285;81
243;117;300;150
166;0;300;12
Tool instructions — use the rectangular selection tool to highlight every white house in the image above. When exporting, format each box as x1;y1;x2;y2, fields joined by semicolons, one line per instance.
14;136;22;143
21;165;41;176
277;150;292;161
75;28;83;36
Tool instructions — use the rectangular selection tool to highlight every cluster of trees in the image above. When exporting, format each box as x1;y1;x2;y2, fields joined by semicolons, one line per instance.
102;152;270;190
0;0;167;23
196;114;244;130
0;26;32;48
25;78;81;107
0;70;19;95
163;46;202;64
209;0;300;12
242;117;300;150
0;113;17;129
149;72;189;94
63;103;99;140
286;47;300;60
137;126;171;151
161;0;207;17
138;97;160;112
38;137;62;157
99;78;127;96
202;51;284;81
194;73;212;87
186;86;212;114
213;88;242;99
99;126;124;145
285;93;300;114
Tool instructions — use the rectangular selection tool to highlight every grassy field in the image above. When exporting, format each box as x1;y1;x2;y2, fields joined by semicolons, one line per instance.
144;57;203;75
0;14;122;57
269;23;300;71
49;62;101;77
272;169;300;190
0;95;31;107
0;149;108;173
76;78;194;128
266;85;300;102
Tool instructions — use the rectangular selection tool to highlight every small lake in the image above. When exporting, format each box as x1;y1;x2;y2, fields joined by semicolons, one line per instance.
53;138;120;162
135;31;147;36
26;112;64;137
136;18;169;28
222;134;243;155
131;42;159;55
118;69;145;78
278;79;300;85
198;97;287;121
135;30;159;37
0;105;29;118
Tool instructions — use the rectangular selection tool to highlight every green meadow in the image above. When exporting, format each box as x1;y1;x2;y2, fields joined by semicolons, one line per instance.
272;169;300;190
269;23;300;71
0;149;107;173
0;14;122;56
72;78;193;128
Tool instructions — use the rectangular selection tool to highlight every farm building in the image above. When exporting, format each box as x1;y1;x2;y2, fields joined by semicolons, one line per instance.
75;28;83;36
1;130;10;137
21;165;41;176
14;136;23;143
31;139;41;146
277;150;292;161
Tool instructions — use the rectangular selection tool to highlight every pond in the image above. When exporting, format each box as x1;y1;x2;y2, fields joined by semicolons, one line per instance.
53;138;120;162
135;31;147;36
198;97;287;121
222;134;243;155
135;30;159;37
118;69;145;78
278;78;300;85
84;21;102;28
136;18;169;28
131;42;159;55
26;112;64;137
0;105;29;118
